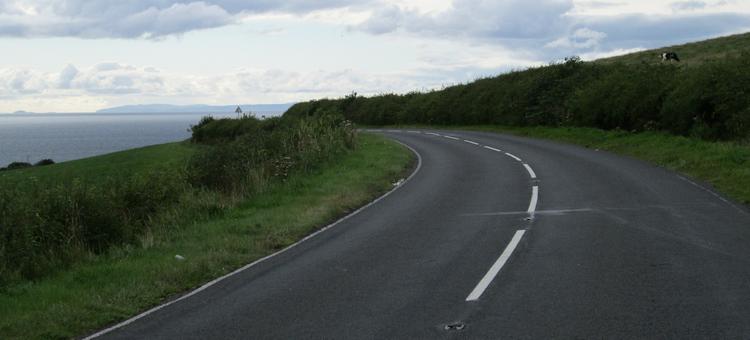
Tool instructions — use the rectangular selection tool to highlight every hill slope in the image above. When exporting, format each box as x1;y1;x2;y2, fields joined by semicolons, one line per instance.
598;31;750;65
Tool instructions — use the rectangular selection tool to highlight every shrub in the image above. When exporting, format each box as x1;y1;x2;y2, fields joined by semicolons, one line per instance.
188;112;356;195
34;159;55;166
190;115;263;144
6;162;32;170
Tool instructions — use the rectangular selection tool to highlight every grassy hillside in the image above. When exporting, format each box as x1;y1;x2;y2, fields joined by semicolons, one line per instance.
0;142;196;185
598;32;750;66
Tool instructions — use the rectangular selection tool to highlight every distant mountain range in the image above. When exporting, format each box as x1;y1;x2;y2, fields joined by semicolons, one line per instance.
96;103;295;114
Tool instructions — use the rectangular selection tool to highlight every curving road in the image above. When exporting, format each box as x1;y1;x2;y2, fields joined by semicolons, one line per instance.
91;129;750;339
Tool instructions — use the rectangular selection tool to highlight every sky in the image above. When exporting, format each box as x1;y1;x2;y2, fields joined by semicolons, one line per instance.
1;0;749;113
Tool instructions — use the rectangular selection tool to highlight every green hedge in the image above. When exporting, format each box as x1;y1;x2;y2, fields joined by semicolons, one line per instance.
286;54;750;142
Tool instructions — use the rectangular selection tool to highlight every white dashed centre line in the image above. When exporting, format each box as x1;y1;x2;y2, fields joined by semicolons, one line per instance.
412;132;539;302
528;186;539;214
466;230;527;301
523;164;537;179
505;152;522;162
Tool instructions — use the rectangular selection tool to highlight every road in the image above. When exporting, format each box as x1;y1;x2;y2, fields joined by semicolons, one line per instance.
91;129;750;339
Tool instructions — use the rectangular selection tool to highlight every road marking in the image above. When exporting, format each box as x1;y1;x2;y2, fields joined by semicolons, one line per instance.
523;164;537;179
463;140;479;145
466;230;526;301
528;186;539;214
505;152;522;162
83;141;425;339
483;146;502;152
675;175;749;215
426;132;441;136
461;208;593;217
444;135;460;140
407;130;421;134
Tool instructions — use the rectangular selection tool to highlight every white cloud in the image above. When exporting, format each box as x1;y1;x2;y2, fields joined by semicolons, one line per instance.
0;0;374;38
58;64;78;88
671;1;708;12
351;0;750;61
355;0;574;40
547;28;607;49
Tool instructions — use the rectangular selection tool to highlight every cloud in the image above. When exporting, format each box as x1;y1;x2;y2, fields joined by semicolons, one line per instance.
577;12;750;46
1;62;167;98
351;0;750;62
58;64;78;89
355;0;574;40
547;28;607;49
671;1;708;11
0;0;373;38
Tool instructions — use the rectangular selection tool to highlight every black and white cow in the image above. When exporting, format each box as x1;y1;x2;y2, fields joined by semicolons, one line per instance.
661;52;680;62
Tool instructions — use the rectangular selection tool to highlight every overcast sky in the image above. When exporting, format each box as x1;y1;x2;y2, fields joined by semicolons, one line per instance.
1;0;749;113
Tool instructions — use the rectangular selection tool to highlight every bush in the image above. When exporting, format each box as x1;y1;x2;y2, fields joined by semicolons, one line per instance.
34;159;55;166
188;112;356;195
6;162;32;170
190;115;264;144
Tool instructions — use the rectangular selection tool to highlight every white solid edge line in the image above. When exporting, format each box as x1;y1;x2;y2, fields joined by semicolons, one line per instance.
466;230;527;301
675;174;749;215
505;152;522;162
84;140;424;339
463;140;479;145
523;164;537;179
444;135;460;140
528;186;539;214
483;145;502;152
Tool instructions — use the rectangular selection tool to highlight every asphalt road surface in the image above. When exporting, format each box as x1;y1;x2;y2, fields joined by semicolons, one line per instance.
91;129;750;339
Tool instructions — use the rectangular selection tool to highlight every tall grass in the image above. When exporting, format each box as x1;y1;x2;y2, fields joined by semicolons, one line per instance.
0;112;356;286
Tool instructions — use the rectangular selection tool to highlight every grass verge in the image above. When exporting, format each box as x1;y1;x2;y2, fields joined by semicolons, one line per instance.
394;125;750;206
0;133;413;339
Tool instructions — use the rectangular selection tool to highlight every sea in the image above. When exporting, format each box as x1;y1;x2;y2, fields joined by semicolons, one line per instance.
0;112;281;167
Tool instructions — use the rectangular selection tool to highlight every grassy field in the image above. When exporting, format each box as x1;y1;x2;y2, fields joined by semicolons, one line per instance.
393;125;750;206
0;142;196;185
598;31;750;66
0;133;413;339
